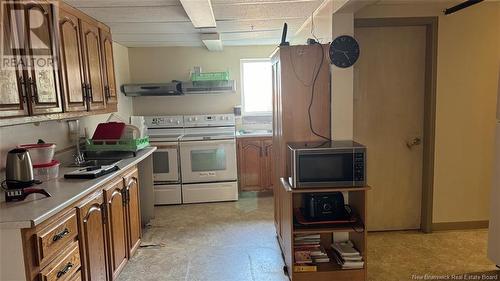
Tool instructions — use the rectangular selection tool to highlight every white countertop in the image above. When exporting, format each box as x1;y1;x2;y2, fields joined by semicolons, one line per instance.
236;130;273;138
0;147;156;229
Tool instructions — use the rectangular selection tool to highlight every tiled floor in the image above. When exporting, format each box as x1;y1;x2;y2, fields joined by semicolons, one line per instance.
118;193;499;281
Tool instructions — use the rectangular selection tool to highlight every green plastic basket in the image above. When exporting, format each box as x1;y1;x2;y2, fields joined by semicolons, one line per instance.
191;71;229;81
85;137;150;152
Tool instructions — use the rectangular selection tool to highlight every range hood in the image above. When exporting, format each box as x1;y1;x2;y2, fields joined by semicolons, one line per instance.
122;82;183;96
182;80;236;94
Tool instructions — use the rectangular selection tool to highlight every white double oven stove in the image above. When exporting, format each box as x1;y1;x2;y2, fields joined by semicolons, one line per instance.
145;114;238;205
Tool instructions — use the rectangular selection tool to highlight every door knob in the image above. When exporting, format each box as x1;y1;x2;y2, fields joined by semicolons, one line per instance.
406;137;422;149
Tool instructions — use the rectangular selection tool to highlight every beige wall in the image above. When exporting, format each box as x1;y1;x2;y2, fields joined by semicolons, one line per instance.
0;42;132;171
128;46;276;116
356;2;500;223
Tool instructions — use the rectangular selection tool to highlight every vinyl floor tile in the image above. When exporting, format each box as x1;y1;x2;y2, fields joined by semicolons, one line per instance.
118;193;499;281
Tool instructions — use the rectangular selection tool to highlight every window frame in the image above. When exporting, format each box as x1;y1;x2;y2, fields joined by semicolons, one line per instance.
240;58;273;117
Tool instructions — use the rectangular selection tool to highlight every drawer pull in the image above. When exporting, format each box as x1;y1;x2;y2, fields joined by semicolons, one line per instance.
52;228;70;242
57;262;73;278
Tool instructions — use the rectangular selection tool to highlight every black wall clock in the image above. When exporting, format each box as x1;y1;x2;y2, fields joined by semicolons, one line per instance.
329;35;360;68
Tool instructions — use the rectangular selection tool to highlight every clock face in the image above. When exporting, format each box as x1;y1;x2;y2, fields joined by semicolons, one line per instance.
329;35;360;68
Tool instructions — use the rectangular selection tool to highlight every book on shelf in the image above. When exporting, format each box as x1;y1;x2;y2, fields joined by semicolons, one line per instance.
294;250;312;264
293;265;317;272
294;234;330;267
331;240;364;269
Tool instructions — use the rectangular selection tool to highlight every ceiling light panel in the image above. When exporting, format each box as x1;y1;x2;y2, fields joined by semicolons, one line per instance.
201;33;223;51
180;0;217;28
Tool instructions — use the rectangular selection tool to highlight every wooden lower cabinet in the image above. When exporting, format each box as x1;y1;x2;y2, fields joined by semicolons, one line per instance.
76;191;108;281
123;168;141;257
237;137;274;191
104;180;128;280
18;166;142;281
104;168;142;280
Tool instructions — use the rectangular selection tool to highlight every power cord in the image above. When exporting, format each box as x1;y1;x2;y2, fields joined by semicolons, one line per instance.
308;42;330;141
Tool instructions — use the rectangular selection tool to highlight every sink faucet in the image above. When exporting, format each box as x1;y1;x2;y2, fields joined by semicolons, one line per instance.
73;137;85;165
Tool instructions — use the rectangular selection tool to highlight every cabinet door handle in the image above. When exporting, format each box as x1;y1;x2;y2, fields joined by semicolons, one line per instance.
56;262;73;278
28;78;38;103
101;203;108;224
52;228;70;242
104;85;110;99
87;85;93;100
82;83;87;99
19;77;28;102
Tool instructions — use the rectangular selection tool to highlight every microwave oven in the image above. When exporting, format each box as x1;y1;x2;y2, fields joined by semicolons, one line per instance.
288;141;366;188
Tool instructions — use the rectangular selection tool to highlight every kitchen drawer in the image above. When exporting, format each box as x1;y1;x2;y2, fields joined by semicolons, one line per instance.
68;270;82;281
39;242;81;281
36;209;78;264
154;184;182;205
182;182;238;204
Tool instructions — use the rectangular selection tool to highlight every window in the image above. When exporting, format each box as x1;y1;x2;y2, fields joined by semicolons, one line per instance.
240;59;272;115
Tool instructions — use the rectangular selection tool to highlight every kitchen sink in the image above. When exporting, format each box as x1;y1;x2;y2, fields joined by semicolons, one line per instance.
67;159;121;168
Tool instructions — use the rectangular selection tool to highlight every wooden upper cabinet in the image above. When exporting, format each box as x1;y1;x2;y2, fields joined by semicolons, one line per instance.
0;1;30;118
22;2;62;115
99;28;117;107
80;19;106;111
58;7;87;112
76;191;109;281
123;169;141;258
104;180;128;281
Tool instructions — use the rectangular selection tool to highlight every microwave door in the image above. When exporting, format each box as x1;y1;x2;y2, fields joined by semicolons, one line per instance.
296;149;355;187
152;144;179;182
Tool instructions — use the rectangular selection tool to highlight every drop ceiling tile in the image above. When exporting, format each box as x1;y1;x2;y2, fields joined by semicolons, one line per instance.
212;0;318;4
213;1;321;20
109;22;198;34
223;38;280;46
64;0;180;8
119;41;203;47
112;33;200;42
215;18;303;33
77;6;189;23
221;30;283;40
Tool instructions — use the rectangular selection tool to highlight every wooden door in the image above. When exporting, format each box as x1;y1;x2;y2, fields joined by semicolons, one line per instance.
354;26;426;231
124;169;141;258
99;28;117;106
263;139;274;190
80;20;105;111
58;7;87;112
104;180;127;280
0;1;29;118
238;139;264;191
23;2;62;115
77;192;108;281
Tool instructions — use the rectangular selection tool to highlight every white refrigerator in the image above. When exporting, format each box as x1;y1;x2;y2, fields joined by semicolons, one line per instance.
488;67;500;267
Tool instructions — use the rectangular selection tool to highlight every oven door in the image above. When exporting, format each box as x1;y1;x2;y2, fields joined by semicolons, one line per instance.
180;139;237;183
151;142;180;183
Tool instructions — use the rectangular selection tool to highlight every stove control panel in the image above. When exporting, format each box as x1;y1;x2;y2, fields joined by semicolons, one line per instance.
145;116;184;127
184;114;235;127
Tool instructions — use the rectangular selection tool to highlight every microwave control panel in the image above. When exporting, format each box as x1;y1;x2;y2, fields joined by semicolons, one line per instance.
354;152;365;182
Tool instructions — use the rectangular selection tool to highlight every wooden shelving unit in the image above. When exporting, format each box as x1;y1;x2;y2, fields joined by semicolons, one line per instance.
277;178;369;281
